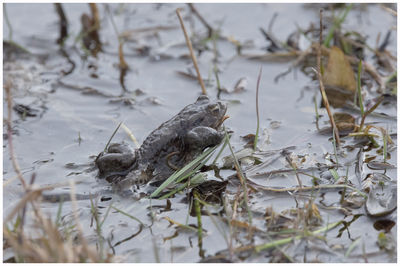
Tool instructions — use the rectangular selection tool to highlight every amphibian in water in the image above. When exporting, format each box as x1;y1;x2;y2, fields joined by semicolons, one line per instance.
95;95;227;189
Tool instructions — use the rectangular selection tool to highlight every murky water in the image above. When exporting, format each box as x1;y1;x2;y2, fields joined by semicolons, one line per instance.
3;3;397;262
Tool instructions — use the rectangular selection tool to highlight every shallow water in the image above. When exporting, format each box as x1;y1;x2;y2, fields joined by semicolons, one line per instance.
3;3;397;262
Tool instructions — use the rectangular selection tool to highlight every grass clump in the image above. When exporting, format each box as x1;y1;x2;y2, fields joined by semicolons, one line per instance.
3;183;118;263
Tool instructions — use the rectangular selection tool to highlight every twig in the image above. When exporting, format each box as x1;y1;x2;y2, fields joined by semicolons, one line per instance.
54;3;68;45
5;80;27;190
176;8;207;95
317;10;341;147
359;95;384;131
254;67;262;151
187;3;214;38
104;121;122;152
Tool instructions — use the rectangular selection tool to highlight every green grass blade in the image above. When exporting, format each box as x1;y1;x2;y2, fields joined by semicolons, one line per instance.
345;237;361;258
323;4;353;47
158;173;206;200
329;169;340;182
112;206;144;225
150;145;219;198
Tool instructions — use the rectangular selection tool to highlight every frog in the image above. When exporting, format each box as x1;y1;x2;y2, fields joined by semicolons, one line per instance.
95;95;228;189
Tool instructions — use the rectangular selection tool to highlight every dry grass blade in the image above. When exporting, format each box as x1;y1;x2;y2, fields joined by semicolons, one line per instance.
163;217;198;232
119;121;140;148
317;10;341;147
176;8;207;95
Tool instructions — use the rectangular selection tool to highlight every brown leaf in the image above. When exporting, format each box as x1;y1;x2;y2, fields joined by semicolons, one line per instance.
322;46;357;108
323;46;357;93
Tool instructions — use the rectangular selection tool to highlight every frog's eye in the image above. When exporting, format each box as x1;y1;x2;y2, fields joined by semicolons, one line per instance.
208;103;220;114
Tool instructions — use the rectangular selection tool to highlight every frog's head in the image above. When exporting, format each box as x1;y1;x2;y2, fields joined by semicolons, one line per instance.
192;95;227;129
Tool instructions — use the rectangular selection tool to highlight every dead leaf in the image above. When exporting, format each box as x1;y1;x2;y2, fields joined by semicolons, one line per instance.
323;46;357;92
323;46;356;107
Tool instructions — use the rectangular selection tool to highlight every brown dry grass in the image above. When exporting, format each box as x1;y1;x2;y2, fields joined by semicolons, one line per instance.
3;183;118;263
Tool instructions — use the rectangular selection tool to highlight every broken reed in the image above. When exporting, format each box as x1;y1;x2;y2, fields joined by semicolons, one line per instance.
176;8;207;95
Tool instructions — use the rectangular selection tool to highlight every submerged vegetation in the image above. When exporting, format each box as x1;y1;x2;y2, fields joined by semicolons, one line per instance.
3;3;397;263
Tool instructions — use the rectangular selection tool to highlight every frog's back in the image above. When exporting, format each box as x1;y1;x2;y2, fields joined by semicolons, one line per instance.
138;96;219;163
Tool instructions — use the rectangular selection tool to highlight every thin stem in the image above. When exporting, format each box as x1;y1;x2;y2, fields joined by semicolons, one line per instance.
187;3;214;38
254;67;262;151
4;4;13;41
5;80;27;190
225;129;253;227
357;59;364;132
